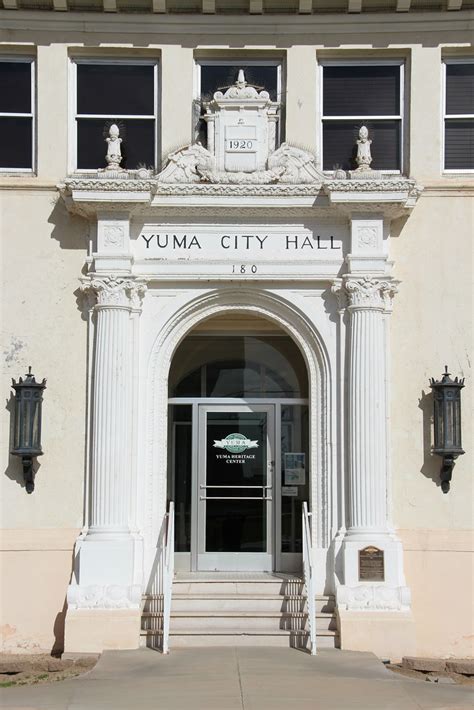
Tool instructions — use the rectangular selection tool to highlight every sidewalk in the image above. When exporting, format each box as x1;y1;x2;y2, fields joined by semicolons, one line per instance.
1;646;473;710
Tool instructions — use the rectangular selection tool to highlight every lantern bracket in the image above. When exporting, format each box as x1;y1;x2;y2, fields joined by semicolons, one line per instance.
22;456;35;494
440;455;456;494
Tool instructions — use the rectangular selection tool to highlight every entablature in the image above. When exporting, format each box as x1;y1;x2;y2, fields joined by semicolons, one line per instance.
60;173;422;221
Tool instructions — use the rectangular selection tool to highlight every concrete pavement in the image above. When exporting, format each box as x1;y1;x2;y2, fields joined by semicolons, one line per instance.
1;647;473;710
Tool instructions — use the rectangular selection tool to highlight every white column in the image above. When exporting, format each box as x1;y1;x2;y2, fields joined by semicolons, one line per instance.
345;276;397;535
87;276;145;535
332;275;411;611
67;275;146;603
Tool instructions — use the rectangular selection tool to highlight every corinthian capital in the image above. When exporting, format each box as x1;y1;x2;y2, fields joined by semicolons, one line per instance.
340;276;399;311
81;275;147;311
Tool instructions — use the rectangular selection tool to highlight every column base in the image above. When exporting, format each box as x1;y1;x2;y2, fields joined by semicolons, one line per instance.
337;609;416;661
64;609;141;654
339;531;410;594
336;531;412;651
73;532;143;587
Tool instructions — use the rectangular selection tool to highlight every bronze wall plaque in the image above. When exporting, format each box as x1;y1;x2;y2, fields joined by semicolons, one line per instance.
359;546;384;582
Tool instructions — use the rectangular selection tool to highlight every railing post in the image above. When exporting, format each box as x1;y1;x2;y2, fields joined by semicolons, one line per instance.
302;502;317;655
162;501;175;655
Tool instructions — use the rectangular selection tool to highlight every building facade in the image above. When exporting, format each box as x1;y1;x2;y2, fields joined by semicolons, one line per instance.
1;1;473;660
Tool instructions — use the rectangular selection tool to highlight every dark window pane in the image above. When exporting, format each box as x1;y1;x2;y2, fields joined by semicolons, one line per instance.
77;64;155;116
205;500;266;552
445;120;474;170
207;361;262;397
0;117;32;169
77;118;155;170
281;405;309;553
200;64;279;102
323;65;400;116
0;62;31;113
323;120;400;171
168;405;192;553
169;335;307;398
446;63;474;116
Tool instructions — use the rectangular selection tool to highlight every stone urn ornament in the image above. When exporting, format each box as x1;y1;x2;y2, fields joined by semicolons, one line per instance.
355;125;373;171
350;125;381;179
105;123;124;172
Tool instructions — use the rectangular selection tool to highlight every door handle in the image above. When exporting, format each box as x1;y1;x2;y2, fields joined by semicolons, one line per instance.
200;496;273;501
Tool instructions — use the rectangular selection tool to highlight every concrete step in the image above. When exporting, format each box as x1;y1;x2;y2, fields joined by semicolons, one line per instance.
168;594;334;614
170;580;307;596
141;611;336;632
143;593;335;614
140;578;338;649
140;628;339;649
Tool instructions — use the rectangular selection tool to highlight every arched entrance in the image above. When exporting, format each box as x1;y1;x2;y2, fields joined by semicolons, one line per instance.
167;314;309;572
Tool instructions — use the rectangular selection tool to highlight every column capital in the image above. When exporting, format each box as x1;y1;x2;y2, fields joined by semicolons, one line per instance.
81;275;147;311
332;275;399;312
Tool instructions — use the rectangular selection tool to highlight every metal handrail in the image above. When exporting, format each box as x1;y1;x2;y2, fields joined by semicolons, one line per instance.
162;501;175;655
200;484;272;489
302;501;317;656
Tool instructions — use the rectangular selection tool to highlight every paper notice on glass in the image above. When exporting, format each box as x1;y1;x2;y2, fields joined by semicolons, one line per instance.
284;453;306;485
282;486;298;497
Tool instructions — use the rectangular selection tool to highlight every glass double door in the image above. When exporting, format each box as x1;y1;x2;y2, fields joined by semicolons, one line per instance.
197;405;274;571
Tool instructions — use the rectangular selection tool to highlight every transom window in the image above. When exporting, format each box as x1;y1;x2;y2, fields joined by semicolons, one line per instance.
320;61;404;173
443;60;474;172
169;335;307;399
194;59;283;146
72;59;158;171
0;58;35;172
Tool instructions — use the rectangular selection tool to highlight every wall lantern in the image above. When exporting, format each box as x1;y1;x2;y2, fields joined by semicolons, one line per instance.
429;366;465;493
10;367;46;494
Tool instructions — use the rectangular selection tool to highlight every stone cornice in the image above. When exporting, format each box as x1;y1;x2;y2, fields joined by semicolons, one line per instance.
1;10;472;37
59;174;423;220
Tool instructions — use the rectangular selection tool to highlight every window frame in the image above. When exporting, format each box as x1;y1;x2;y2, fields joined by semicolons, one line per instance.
0;55;36;175
69;57;159;174
193;57;284;146
442;57;474;175
318;58;405;175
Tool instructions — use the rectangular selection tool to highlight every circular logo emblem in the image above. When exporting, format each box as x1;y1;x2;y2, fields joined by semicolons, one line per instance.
213;432;259;453
223;433;251;453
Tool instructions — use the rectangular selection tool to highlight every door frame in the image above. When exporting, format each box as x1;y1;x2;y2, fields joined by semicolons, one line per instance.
168;397;309;573
196;403;275;572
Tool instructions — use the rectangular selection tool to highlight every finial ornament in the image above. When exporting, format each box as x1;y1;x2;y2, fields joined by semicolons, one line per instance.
355;125;373;172
237;69;246;87
105;123;124;172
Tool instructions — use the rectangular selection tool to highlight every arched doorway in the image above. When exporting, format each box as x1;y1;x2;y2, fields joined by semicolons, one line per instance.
167;314;309;572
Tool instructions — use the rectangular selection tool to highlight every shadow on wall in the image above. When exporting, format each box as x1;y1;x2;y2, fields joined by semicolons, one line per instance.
49;197;92;323
418;389;441;489
52;595;69;656
48;195;89;253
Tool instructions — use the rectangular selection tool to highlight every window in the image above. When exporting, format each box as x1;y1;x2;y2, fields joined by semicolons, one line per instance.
194;59;283;146
320;61;404;173
72;59;158;171
443;60;474;172
169;336;307;399
0;58;35;172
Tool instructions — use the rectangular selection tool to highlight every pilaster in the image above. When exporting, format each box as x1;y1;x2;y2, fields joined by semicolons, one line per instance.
333;273;410;600
332;270;413;656
65;275;147;652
